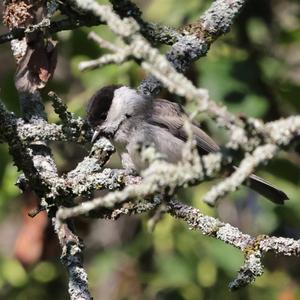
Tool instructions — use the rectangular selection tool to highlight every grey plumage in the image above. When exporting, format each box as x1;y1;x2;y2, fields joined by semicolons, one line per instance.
87;86;288;204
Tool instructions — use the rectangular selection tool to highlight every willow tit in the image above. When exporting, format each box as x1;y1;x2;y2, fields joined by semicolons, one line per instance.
87;85;288;204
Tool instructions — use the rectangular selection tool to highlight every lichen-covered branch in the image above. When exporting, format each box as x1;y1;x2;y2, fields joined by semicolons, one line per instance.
56;113;300;217
110;0;181;46
0;12;103;45
75;0;244;134
56;113;300;289
56;149;221;219
0;99;60;200
0;112;86;143
167;200;300;289
1;0;300;296
204;116;300;205
204;144;278;205
139;0;246;96
53;219;92;300
1;2;106;299
109;0;247;96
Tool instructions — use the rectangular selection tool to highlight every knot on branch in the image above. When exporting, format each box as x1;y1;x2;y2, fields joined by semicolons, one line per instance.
181;22;215;43
3;0;34;29
229;251;264;290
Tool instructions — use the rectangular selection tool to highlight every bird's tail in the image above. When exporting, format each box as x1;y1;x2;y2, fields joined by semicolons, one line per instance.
246;174;288;204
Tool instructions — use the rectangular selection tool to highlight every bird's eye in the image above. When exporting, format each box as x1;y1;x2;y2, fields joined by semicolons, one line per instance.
125;113;132;118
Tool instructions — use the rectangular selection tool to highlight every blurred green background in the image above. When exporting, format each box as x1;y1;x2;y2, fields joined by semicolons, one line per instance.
0;0;300;299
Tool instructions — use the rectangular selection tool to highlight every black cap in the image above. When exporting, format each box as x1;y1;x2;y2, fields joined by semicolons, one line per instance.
87;85;121;126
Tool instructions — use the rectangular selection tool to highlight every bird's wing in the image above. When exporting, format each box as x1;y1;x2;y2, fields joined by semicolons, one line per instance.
149;99;219;154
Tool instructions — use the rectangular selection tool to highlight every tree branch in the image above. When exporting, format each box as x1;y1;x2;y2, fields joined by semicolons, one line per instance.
53;219;92;300
1;0;299;295
167;199;300;290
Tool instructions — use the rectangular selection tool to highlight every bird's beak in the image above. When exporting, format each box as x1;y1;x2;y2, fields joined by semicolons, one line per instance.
91;129;101;143
91;119;123;143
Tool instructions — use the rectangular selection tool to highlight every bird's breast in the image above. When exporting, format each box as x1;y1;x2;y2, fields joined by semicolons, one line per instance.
112;121;133;155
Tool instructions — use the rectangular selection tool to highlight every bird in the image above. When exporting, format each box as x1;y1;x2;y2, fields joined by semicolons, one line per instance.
87;85;288;204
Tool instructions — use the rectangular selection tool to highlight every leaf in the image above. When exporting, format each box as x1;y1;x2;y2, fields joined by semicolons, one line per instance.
15;34;58;93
